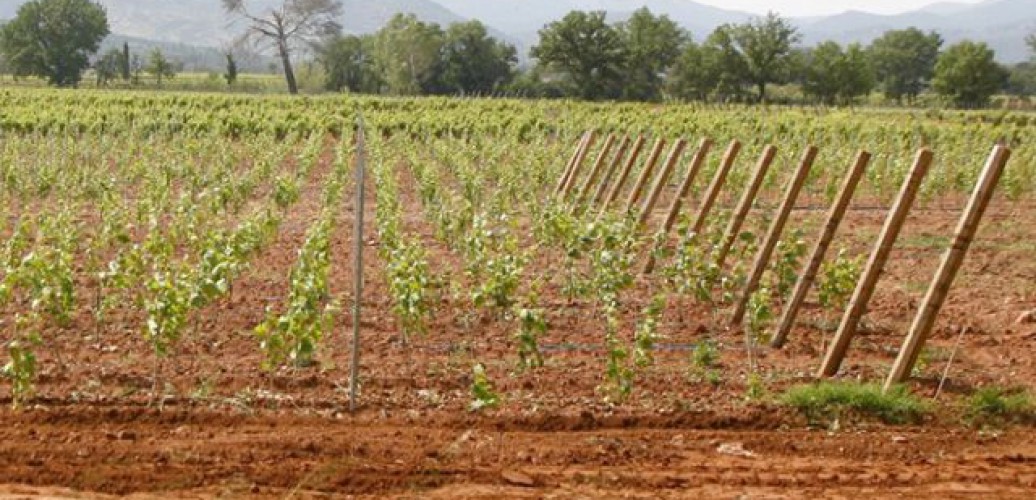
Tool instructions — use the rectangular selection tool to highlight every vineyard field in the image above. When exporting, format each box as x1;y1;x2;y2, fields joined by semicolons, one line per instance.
1;88;1035;497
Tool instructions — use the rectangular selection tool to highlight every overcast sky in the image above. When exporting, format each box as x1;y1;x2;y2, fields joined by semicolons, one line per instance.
693;0;985;16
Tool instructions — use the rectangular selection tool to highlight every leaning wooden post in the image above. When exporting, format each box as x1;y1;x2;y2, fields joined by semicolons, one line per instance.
622;138;667;214
590;135;632;207
560;131;597;198
642;138;712;274
772;151;872;348
600;136;647;216
635;139;688;226
691;140;741;236
555;131;590;195
714;145;778;271
349;113;367;413
730;146;818;326
818;148;934;378
884;145;1011;389
658;138;713;233
574;133;618;207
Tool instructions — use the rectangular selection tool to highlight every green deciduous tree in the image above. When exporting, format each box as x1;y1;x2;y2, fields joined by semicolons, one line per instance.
668;25;760;103
702;27;751;101
531;11;627;100
317;34;380;93
146;48;176;87
1006;62;1036;96
0;0;109;87
667;41;715;101
868;28;943;103
1007;35;1036;96
94;48;123;86
506;64;567;98
932;40;1008;108
372;14;445;95
725;13;800;102
222;0;343;95
437;20;516;95
680;25;755;102
803;41;874;105
617;8;687;101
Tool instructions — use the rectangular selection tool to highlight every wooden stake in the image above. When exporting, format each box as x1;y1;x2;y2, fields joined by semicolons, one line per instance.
731;146;818;326
642;138;713;274
555;131;589;195
818;148;933;378
714;145;778;271
622;138;667;214
600;136;647;216
590;135;632;207
691;140;741;236
636;139;689;227
349;114;367;413
658;138;713;232
884;145;1011;389
771;151;872;348
575;134;617;207
560;131;597;198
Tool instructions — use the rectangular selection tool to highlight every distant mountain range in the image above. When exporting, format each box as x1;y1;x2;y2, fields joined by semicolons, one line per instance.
797;0;1034;62
1;0;1034;66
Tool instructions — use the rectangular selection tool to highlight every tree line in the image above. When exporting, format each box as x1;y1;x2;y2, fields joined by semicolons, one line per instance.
319;8;1033;108
93;42;189;87
2;0;1035;108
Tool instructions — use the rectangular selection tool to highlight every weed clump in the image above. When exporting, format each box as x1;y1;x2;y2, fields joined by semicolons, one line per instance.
781;382;928;425
964;387;1034;426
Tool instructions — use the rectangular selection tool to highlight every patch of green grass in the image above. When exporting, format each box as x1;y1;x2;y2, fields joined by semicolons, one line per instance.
781;382;929;425
900;233;951;250
903;279;931;295
965;387;1034;425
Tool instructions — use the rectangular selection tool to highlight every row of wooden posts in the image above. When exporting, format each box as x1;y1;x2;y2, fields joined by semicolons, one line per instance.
554;130;1012;390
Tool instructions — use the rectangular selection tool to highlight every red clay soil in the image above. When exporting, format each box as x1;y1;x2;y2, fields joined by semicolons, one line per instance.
1;408;1035;498
1;140;1034;497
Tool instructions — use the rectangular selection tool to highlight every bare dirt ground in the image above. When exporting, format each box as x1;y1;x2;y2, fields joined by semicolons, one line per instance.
1;141;1034;497
2;409;1035;498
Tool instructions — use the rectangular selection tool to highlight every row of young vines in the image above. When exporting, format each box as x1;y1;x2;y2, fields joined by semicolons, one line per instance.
0;88;1031;410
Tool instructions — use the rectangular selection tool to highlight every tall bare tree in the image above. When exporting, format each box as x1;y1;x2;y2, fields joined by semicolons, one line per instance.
222;0;342;94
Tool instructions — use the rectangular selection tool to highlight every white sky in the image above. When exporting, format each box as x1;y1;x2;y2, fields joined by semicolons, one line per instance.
692;0;986;16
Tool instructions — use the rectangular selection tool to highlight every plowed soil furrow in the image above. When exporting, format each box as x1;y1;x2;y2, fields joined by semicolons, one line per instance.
1;410;1035;498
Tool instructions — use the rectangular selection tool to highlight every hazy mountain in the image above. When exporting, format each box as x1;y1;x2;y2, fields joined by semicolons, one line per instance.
916;2;979;15
798;0;1036;62
91;0;226;47
338;0;467;34
98;35;278;73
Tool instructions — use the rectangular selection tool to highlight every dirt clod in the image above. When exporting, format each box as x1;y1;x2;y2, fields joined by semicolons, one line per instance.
502;470;537;487
717;442;757;458
1016;310;1036;325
